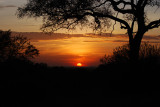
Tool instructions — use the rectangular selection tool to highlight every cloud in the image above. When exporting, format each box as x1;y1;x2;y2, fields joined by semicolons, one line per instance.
24;24;38;27
83;40;110;42
113;40;128;43
83;40;102;42
143;35;160;40
0;5;17;9
142;41;160;43
11;32;86;41
11;32;160;44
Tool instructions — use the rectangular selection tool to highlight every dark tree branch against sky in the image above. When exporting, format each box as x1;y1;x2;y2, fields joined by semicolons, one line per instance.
17;0;160;63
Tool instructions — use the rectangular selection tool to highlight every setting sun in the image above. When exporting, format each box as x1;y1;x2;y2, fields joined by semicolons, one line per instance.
77;63;82;67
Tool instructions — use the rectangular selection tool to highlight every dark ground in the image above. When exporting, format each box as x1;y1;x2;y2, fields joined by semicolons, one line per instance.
0;60;160;107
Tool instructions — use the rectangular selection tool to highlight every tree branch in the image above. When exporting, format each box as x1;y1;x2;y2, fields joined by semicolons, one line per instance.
131;17;136;32
107;0;135;14
146;19;160;30
137;0;144;7
91;11;130;29
142;0;149;8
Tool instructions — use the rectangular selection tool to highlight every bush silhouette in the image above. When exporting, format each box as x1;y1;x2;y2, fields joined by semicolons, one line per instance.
0;30;39;63
100;42;160;65
139;43;160;65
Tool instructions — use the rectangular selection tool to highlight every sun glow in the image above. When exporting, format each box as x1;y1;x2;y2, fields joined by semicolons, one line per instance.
77;63;82;67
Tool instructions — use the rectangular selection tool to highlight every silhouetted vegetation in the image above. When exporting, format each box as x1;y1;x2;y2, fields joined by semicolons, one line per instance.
0;30;40;75
17;0;160;62
99;42;160;72
1;31;160;107
0;0;160;106
100;42;160;65
0;30;39;63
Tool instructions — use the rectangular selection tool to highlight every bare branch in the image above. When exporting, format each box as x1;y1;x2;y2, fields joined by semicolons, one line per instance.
107;0;135;14
146;19;160;30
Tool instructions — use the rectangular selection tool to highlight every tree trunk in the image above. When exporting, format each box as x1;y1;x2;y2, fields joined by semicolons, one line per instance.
129;39;141;63
129;32;144;64
128;7;146;64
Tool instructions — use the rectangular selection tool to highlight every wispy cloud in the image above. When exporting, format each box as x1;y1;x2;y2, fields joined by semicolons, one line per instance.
11;32;86;41
143;35;160;40
83;40;110;42
0;5;17;9
11;32;160;44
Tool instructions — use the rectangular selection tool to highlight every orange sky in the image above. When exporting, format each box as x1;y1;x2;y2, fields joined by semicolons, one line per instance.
30;35;126;67
1;0;160;67
12;32;160;67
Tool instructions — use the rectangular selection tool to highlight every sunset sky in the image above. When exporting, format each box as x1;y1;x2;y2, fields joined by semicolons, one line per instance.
1;0;160;67
0;0;160;34
12;32;160;67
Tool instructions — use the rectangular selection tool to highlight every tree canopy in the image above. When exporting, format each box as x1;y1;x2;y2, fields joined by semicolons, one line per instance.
17;0;160;33
17;0;160;62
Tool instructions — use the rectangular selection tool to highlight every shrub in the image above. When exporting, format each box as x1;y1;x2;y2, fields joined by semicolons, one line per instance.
100;42;160;65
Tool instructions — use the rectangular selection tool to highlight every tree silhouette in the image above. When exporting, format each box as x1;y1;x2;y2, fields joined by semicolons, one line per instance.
0;30;39;62
17;0;160;62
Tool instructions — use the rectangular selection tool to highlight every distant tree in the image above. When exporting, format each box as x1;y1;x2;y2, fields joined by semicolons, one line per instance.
17;0;160;62
0;30;39;62
100;42;160;65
